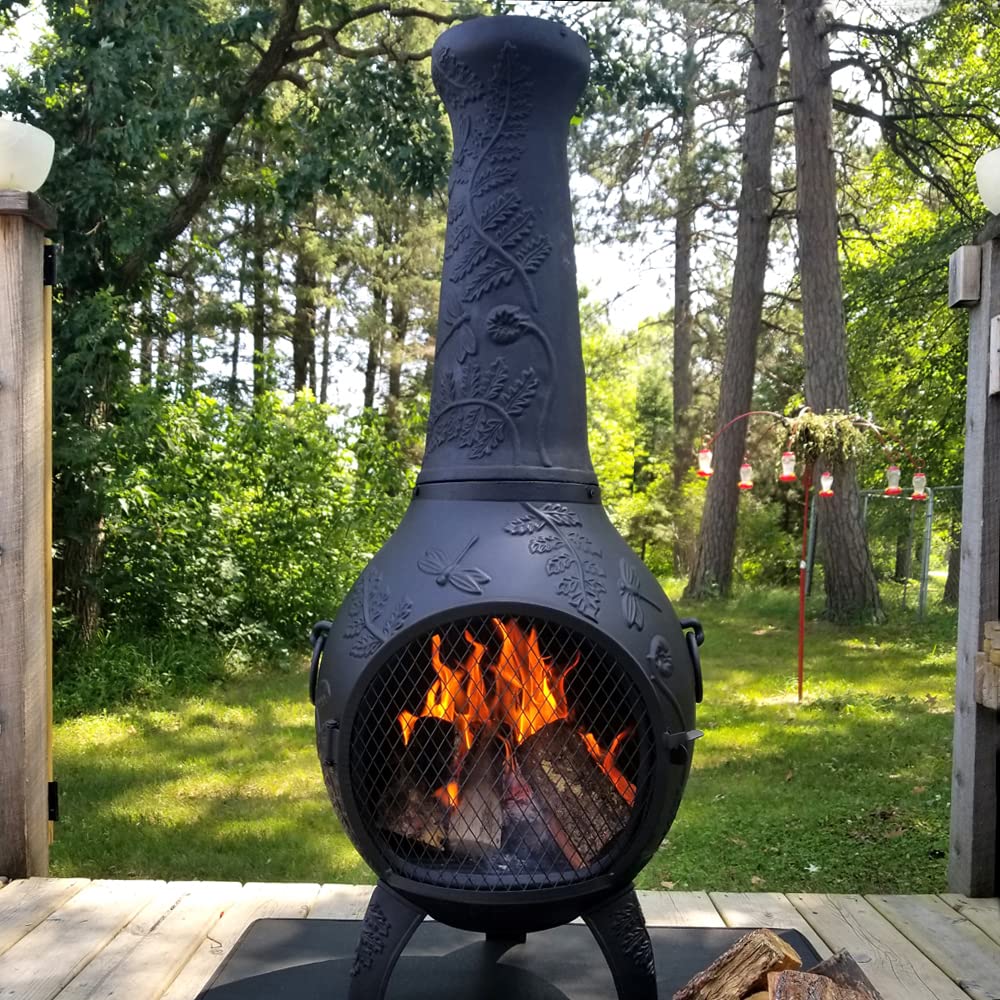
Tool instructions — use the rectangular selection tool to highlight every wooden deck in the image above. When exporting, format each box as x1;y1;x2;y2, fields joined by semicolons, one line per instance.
0;879;998;999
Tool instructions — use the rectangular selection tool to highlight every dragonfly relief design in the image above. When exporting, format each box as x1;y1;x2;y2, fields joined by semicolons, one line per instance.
417;535;492;595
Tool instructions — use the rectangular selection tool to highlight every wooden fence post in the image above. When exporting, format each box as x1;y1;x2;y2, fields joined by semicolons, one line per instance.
948;230;1000;896
0;191;56;877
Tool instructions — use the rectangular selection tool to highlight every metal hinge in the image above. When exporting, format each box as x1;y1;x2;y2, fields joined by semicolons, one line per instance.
43;244;57;287
48;780;59;822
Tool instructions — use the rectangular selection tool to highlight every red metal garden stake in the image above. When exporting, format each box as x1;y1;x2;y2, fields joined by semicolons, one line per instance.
797;467;812;703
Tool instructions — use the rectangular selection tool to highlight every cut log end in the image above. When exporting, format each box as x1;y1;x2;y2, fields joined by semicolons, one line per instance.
672;928;802;1000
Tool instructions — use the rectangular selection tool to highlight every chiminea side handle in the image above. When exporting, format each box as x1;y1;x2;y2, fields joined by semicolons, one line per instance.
679;618;704;704
309;620;333;706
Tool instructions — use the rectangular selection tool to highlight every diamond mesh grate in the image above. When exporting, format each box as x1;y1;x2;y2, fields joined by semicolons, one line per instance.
348;615;656;891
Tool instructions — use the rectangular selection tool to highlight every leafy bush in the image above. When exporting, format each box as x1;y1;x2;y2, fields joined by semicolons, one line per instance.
93;389;411;644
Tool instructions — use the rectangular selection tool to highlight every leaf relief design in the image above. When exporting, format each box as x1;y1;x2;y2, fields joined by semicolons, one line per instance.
427;357;539;462
437;42;551;308
343;569;413;658
504;502;606;621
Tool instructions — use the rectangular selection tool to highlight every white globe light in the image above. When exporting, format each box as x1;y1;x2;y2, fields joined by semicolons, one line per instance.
0;119;54;192
975;147;1000;215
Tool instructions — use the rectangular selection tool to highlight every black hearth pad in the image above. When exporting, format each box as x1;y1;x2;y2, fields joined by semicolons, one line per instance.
198;919;822;999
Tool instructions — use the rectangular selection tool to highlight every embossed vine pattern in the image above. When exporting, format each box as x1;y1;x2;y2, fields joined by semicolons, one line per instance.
350;901;391;978
435;42;551;308
428;302;554;464
610;895;655;976
504;502;606;621
342;569;413;658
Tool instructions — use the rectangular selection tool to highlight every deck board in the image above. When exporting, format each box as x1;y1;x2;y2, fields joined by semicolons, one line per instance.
54;881;241;1000
939;894;1000;947
867;894;1000;1000
709;891;832;958
636;890;723;926
159;882;320;1000
0;878;88;958
0;879;161;1000
0;880;994;1000
787;892;971;1000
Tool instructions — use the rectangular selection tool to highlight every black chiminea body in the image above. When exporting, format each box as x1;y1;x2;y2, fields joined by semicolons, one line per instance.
311;15;703;999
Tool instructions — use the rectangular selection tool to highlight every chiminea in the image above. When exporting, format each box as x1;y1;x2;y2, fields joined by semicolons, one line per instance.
311;15;704;999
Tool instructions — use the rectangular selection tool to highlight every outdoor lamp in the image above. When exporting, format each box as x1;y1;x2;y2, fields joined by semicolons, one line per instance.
818;471;834;497
911;471;928;501
738;459;754;491
975;147;1000;214
779;451;797;482
697;447;714;478
0;119;54;192
884;464;902;495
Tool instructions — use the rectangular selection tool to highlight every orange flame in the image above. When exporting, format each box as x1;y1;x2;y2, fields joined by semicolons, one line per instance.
397;619;633;812
581;729;637;806
433;781;460;809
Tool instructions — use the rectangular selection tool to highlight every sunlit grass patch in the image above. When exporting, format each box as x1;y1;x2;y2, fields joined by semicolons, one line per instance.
51;586;957;892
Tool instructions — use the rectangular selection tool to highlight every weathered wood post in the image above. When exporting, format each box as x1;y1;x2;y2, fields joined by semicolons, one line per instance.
0;190;56;877
947;221;1000;896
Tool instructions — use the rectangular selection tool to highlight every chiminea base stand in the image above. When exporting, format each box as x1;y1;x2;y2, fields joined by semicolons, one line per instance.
349;881;656;1000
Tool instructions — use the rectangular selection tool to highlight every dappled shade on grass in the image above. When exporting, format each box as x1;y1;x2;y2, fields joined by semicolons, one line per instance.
51;585;956;893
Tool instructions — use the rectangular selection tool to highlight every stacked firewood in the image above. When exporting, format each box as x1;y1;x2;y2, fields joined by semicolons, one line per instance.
673;929;884;1000
975;621;1000;710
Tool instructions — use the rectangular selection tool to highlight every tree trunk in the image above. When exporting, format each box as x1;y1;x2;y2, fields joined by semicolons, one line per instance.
363;287;386;411
943;531;961;604
386;292;409;434
251;207;267;399
251;140;268;399
893;531;910;582
786;0;882;621
319;304;332;405
671;28;697;498
139;332;153;385
229;206;249;407
292;204;318;393
685;0;783;599
180;271;196;394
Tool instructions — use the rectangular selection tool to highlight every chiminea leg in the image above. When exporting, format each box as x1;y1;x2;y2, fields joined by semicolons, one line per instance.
582;884;657;1000
348;881;426;1000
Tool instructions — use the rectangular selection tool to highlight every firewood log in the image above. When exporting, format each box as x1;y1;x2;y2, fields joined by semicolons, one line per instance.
805;950;882;999
672;928;801;1000
517;722;630;869
448;739;502;854
768;970;869;999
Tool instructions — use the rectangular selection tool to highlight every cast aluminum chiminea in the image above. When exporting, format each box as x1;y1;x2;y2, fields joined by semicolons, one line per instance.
311;15;703;999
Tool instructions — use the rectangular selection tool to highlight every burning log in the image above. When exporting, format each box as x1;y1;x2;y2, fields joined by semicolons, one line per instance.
517;721;630;869
382;787;450;850
380;717;459;851
448;739;502;855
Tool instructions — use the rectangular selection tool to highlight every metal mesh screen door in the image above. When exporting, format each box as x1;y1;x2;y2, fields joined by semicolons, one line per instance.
349;616;656;890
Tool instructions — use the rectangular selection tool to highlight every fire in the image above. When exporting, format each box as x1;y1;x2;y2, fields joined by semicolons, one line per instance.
433;781;460;809
581;730;637;806
396;618;635;810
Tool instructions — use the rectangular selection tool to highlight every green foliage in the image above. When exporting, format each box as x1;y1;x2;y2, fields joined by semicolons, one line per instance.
787;410;867;465
53;631;259;720
97;390;410;644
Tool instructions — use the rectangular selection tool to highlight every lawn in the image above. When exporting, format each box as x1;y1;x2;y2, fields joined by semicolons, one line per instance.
50;585;957;893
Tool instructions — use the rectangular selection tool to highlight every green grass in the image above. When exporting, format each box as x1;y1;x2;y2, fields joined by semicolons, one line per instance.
50;585;957;892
